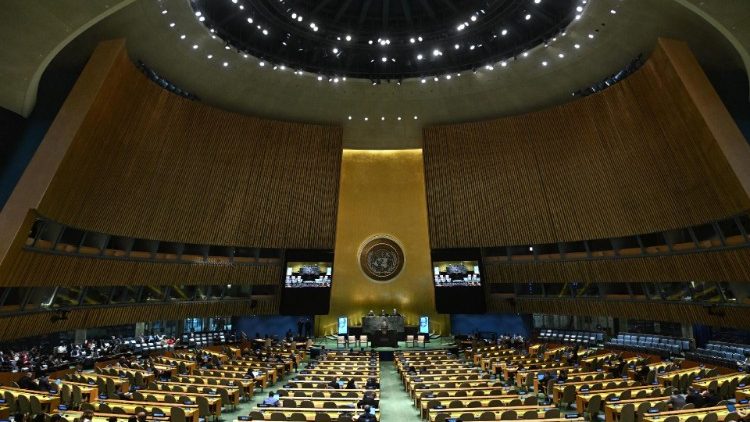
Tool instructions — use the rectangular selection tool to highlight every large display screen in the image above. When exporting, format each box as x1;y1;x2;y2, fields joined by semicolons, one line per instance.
433;261;481;287
419;316;430;334
284;262;332;288
338;316;348;335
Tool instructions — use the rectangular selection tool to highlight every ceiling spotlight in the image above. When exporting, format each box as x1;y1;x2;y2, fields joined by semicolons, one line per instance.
576;6;583;12
433;77;439;82
207;54;213;59
446;75;452;80
348;116;352;120
421;78;426;83
470;15;477;22
454;44;460;49
541;61;548;66
297;16;303;22
534;0;541;3
500;61;507;67
317;75;323;81
199;16;205;22
525;14;531;20
259;61;265;66
247;17;253;23
161;10;167;15
180;34;186;39
222;62;229;67
457;24;466;31
418;36;423;42
192;44;199;49
610;9;617;14
432;49;442;56
194;11;202;17
522;51;529;57
333;77;339;83
169;22;175;27
332;48;339;54
417;54;423;60
414;116;418;120
588;33;595;39
501;29;508;36
574;44;580;49
381;57;387;62
410;37;416;43
558;53;565;58
364;117;369;121
292;13;297;19
262;29;268;36
381;117;385;121
345;35;352;42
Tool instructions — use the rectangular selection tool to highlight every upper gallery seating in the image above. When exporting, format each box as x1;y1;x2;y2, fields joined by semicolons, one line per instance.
688;341;750;367
537;329;605;347
607;333;692;355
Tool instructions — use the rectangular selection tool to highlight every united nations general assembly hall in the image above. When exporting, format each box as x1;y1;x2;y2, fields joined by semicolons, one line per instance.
1;1;750;421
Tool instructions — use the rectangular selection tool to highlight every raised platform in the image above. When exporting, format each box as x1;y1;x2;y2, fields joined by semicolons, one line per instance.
312;336;458;360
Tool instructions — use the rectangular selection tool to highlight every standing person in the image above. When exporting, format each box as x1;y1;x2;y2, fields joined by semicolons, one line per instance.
304;318;313;338
297;319;304;338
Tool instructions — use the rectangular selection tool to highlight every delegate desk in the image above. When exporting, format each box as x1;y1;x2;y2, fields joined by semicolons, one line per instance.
640;403;749;422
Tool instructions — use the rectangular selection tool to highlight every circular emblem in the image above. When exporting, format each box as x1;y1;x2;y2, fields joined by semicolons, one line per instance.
358;235;405;282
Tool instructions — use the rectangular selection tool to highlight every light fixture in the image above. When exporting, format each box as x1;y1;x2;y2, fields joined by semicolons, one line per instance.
525;14;531;20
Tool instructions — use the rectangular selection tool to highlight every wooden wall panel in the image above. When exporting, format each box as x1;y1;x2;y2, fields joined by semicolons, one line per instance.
1;249;281;287
483;248;750;283
423;43;750;248
488;296;750;329
0;298;278;341
36;45;342;249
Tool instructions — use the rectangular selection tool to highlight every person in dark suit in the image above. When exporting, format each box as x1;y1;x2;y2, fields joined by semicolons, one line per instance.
297;319;304;338
346;378;356;389
365;378;380;389
357;405;377;422
328;378;340;389
358;392;378;408
37;374;52;392
18;372;38;390
685;388;706;408
304;318;312;338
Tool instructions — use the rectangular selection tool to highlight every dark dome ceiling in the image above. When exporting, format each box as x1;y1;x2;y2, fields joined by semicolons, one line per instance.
190;0;579;79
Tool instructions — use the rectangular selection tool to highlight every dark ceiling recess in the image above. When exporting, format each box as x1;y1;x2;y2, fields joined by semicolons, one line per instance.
191;0;579;80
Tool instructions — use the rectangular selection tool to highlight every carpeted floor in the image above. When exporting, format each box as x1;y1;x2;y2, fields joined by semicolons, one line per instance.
378;360;421;422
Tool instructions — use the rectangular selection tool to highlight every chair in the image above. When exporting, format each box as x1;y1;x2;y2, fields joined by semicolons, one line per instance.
545;409;561;418
468;400;482;408
406;335;415;347
314;414;332;422
479;412;496;420
17;395;31;416
416;335;427;348
619;403;635;422
460;413;476;421
289;414;306;421
724;412;740;422
501;410;518;420
449;400;463;408
4;391;16;414
359;335;369;347
164;395;177;403
112;407;127;414
522;410;537;419
171;407;187;422
560;385;576;409
701;413;718;422
523;396;537;405
586;395;602;419
29;396;43;416
337;336;347;348
98;403;112;413
195;396;214;420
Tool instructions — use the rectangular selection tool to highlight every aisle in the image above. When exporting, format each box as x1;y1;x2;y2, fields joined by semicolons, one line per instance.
378;361;421;422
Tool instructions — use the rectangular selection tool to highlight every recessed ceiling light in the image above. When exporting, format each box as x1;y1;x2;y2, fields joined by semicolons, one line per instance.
525;14;531;20
541;61;548;66
574;44;580;49
414;116;418;120
222;62;229;67
192;44;199;49
161;10;167;15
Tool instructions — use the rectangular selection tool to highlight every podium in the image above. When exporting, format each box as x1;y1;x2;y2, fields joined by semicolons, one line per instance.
362;315;405;335
361;315;404;348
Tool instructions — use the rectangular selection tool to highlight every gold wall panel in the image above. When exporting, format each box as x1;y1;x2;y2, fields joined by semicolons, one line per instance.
320;150;448;335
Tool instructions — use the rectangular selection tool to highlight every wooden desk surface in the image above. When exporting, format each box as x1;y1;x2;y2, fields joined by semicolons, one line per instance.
640;403;748;422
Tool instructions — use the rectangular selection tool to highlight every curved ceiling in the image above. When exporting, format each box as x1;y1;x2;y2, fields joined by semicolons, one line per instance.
1;0;749;148
191;0;578;79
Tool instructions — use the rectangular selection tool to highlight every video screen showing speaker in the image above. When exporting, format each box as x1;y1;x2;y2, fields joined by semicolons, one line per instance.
284;262;332;288
433;261;481;287
432;249;486;313
280;250;333;315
